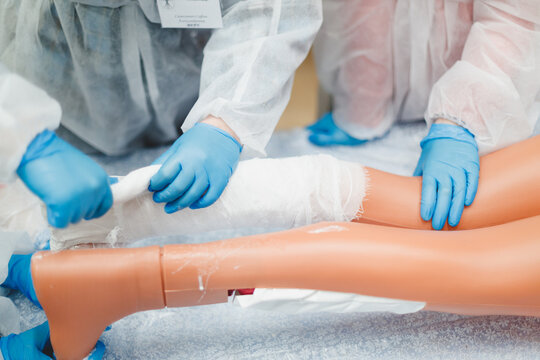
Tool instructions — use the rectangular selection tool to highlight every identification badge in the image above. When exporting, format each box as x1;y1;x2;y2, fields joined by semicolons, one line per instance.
157;0;223;29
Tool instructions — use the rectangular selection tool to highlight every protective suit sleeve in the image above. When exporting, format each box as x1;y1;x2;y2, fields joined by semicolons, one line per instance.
182;0;323;155
0;63;61;183
0;234;13;288
0;232;20;338
426;0;540;155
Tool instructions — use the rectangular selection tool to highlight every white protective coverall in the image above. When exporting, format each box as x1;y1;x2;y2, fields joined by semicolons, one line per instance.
0;233;19;340
0;230;39;345
0;0;322;156
0;66;56;341
315;0;540;154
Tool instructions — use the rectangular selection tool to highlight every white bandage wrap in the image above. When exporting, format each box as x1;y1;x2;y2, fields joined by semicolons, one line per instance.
51;155;366;250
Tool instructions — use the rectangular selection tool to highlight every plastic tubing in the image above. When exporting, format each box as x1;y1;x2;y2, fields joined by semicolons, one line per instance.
358;134;540;229
32;216;540;359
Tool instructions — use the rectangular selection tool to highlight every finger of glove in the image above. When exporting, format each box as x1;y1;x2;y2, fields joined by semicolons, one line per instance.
81;176;112;220
47;207;69;229
83;190;106;221
32;350;54;360
24;255;42;308
325;123;368;146
413;160;423;176
349;137;368;146
419;175;436;221
306;122;328;132
149;158;182;192
153;167;195;204
464;164;480;206
151;144;177;166
309;130;365;147
29;322;51;352
432;178;452;230
307;113;333;132
87;341;106;360
165;172;209;213
68;203;84;225
190;174;229;209
448;170;467;227
308;132;338;147
87;187;114;220
108;177;119;185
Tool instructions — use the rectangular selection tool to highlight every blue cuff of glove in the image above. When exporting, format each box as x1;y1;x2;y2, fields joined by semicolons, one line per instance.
1;254;40;309
196;123;243;153
0;335;14;360
18;130;58;167
420;124;478;150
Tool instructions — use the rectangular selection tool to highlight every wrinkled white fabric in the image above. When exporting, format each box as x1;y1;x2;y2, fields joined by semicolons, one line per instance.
0;183;48;243
0;231;20;337
315;0;540;154
0;296;19;337
0;61;58;331
0;186;50;338
0;231;14;291
50;155;366;250
233;288;425;315
0;0;322;156
0;64;61;183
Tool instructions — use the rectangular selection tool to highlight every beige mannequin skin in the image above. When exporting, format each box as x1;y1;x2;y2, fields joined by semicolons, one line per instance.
50;134;540;252
359;133;540;229
32;216;540;360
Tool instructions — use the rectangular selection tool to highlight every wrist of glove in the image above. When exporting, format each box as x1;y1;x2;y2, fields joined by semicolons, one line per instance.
414;123;480;230
17;130;113;228
0;322;52;360
0;322;106;360
1;254;40;308
149;122;242;213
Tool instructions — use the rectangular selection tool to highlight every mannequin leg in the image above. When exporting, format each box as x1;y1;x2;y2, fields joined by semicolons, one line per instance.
50;134;540;250
32;216;540;359
360;133;540;229
51;155;366;249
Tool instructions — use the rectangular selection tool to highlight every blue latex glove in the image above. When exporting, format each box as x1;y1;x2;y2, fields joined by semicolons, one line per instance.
0;322;52;360
0;322;105;360
414;123;480;230
307;113;368;147
1;254;40;308
149;123;242;213
88;340;106;360
17;130;113;228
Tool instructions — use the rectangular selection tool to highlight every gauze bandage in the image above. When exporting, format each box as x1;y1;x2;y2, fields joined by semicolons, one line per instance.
51;155;366;250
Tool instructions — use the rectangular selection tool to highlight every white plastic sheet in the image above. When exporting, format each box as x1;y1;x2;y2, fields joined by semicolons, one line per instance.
234;288;425;315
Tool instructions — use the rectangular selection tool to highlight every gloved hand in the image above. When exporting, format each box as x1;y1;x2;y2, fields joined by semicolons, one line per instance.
307;113;368;147
149;123;242;213
0;322;105;360
1;254;40;308
17;130;113;228
414;123;480;230
0;322;52;360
